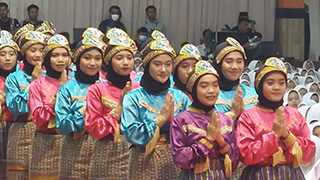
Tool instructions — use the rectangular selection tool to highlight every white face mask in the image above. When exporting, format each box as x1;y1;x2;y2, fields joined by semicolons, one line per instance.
111;14;120;21
138;35;147;42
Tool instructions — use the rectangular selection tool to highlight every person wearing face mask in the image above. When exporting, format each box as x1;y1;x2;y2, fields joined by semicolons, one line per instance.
237;57;315;179
55;28;106;180
0;33;20;180
28;34;72;179
170;61;239;179
121;30;191;179
98;5;126;34
5;31;46;179
135;27;148;51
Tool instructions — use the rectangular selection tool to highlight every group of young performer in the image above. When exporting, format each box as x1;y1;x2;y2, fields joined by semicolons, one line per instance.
0;20;315;180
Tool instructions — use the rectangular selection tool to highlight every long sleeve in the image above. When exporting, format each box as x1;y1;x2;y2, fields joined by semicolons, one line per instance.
236;111;280;165
5;73;30;116
170;116;215;169
219;113;239;170
55;84;85;135
121;93;158;145
282;109;315;163
85;84;118;139
28;79;55;127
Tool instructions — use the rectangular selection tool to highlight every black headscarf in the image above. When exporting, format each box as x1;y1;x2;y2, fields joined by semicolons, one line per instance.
22;57;35;76
214;61;239;91
74;47;100;84
43;50;63;79
255;68;287;111
140;63;170;94
0;64;16;77
106;61;131;89
189;73;215;113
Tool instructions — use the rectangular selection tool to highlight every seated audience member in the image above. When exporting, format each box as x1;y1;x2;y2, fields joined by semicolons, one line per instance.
141;5;165;33
20;4;43;27
98;5;126;33
134;27;148;51
197;29;215;60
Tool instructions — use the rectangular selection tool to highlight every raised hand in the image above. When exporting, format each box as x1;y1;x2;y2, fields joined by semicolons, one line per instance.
32;62;43;81
160;91;174;121
273;106;288;139
59;70;68;86
206;111;221;141
230;86;244;120
120;81;131;104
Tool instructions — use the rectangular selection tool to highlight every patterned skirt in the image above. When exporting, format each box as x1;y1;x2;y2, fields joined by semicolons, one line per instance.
6;122;35;180
179;158;225;180
59;133;94;180
29;132;62;180
128;143;180;180
89;134;130;180
0;122;10;179
240;164;305;180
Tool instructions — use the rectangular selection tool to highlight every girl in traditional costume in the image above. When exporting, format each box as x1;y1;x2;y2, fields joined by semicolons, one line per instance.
0;32;20;179
173;43;201;100
213;37;258;123
121;30;191;179
5;31;46;179
55;28;106;180
237;57;315;179
85;28;140;179
28;34;71;179
171;60;239;179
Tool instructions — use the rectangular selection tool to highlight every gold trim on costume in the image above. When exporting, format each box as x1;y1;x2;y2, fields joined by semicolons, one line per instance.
174;101;183;113
145;126;160;155
283;131;296;148
182;124;207;136
200;138;214;149
19;84;29;91
244;96;258;106
13;23;34;42
69;96;86;102
292;141;302;168
101;96;119;109
221;125;232;135
7;165;28;171
194;155;210;174
139;100;161;115
154;115;166;127
219;144;230;154
174;44;201;69
110;109;121;121
224;154;232;178
43;34;71;58
272;147;286;167
215;99;231;107
78;106;86;115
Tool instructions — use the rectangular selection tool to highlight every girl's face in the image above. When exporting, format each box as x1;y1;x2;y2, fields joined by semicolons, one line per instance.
0;47;17;71
111;50;134;76
50;48;69;72
25;43;44;65
177;58;197;85
301;70;307;76
306;61;313;70
305;77;313;85
313;126;320;138
79;48;102;76
149;54;173;83
299;88;307;97
311;94;319;103
293;77;299;85
310;84;319;93
287;81;296;90
308;70;315;76
196;74;219;106
221;51;244;81
262;72;286;102
288;91;299;108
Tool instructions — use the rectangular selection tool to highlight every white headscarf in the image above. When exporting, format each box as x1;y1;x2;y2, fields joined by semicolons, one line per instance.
303;59;315;70
248;60;262;71
307;103;320;124
298;105;311;117
306;82;320;93
283;89;301;107
303;92;319;103
294;85;308;97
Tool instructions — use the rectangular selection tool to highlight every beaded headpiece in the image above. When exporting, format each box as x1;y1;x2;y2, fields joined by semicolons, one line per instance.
186;60;219;92
82;27;104;39
73;35;107;63
43;34;71;58
215;37;246;64
36;21;56;35
255;57;287;90
13;23;34;42
0;36;20;52
141;30;175;66
174;43;201;69
20;31;47;55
